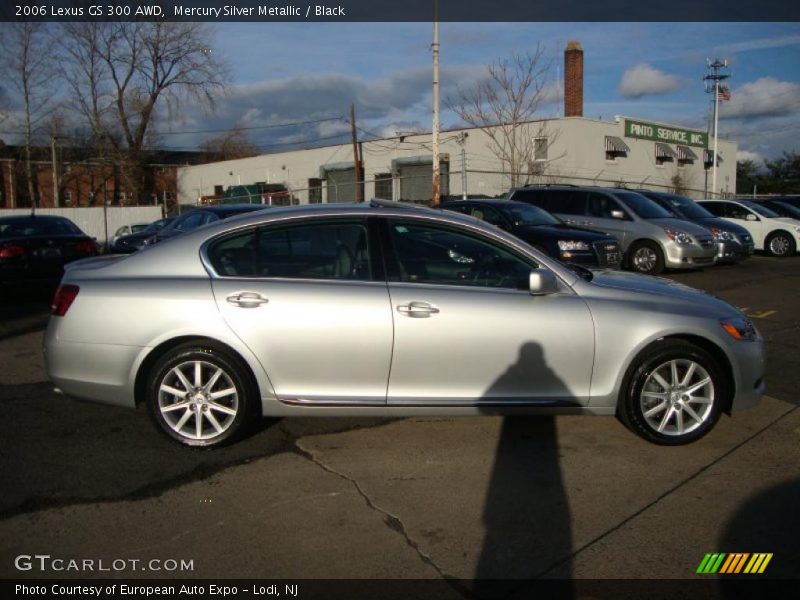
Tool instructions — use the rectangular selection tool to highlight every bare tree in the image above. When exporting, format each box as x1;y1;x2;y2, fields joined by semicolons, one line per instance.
447;47;555;188
199;126;260;163
0;23;58;206
60;22;229;203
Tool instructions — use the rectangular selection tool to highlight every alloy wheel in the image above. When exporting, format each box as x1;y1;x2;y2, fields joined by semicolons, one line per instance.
157;360;240;441
633;246;658;272
769;235;791;256
639;359;715;436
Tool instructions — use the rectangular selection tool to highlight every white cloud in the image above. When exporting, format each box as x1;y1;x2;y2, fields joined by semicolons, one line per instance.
736;150;764;164
618;64;681;99
722;78;800;119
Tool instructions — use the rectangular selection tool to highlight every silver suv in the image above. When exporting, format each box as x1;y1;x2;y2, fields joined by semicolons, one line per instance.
508;186;718;274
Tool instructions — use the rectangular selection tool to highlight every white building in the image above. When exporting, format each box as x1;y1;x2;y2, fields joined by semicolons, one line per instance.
176;115;736;205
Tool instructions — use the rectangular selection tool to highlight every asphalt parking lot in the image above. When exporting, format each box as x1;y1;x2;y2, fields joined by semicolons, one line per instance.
0;256;798;585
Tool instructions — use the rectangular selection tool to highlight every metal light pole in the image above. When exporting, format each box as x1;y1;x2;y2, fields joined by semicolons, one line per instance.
431;0;440;205
704;59;730;198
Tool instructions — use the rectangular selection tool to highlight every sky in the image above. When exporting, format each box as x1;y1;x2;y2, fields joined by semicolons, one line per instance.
4;21;800;164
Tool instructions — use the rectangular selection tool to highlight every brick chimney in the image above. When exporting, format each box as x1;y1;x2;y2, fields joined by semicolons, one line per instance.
564;40;583;118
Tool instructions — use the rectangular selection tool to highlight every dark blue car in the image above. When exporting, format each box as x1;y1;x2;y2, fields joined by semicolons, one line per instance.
441;199;622;268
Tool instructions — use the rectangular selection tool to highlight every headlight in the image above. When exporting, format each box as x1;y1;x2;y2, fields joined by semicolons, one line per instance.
709;227;734;242
664;229;694;245
794;227;800;235
720;316;757;341
557;240;590;251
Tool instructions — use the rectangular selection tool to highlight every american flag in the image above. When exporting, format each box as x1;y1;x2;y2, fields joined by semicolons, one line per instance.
718;86;731;102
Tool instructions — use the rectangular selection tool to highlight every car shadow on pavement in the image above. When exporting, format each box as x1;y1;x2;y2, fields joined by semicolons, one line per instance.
473;342;575;598
0;381;395;518
719;477;800;588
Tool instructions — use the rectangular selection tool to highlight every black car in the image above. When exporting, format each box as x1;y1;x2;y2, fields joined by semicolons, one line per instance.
0;215;98;287
108;217;175;254
638;191;754;264
146;205;269;247
441;199;622;268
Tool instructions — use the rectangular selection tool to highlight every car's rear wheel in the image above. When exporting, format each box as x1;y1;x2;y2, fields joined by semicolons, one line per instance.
146;343;256;448
619;340;725;445
765;231;795;257
628;241;665;274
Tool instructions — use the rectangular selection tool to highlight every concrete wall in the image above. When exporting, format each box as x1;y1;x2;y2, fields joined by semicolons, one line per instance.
0;206;164;244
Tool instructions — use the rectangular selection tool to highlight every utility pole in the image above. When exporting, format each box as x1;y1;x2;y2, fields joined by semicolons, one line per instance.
51;135;59;207
457;132;468;199
431;0;441;206
704;59;730;199
349;103;363;203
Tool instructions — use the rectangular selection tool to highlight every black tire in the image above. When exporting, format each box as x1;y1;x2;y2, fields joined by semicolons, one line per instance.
765;231;795;257
146;342;257;448
627;241;665;275
618;340;726;446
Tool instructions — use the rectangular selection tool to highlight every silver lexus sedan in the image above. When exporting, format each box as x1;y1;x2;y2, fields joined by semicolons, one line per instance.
44;200;765;448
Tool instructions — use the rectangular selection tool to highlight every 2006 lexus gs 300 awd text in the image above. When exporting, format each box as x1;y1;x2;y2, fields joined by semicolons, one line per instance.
43;200;766;448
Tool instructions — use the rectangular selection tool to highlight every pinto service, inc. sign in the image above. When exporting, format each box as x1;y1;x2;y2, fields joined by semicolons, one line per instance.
624;119;708;148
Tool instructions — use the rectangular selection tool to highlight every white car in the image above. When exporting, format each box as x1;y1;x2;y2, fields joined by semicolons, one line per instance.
698;199;800;257
110;222;152;246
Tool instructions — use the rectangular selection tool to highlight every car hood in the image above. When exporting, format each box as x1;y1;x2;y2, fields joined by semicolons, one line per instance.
692;217;750;236
514;224;615;242
769;216;800;228
584;269;739;317
649;217;714;237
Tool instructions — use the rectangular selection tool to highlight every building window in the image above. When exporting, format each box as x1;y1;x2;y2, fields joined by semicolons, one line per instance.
655;143;676;166
214;185;224;196
64;191;72;205
605;136;630;161
308;178;322;204
534;137;548;161
374;173;392;200
704;149;722;170
676;145;698;167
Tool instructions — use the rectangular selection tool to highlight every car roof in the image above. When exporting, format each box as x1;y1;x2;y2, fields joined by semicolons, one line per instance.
442;198;528;207
0;214;73;222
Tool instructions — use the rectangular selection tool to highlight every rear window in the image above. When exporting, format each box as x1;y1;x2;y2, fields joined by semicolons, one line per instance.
0;217;82;237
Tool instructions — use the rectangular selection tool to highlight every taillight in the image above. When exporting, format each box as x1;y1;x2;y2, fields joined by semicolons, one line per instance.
0;244;26;259
75;240;96;254
51;284;80;317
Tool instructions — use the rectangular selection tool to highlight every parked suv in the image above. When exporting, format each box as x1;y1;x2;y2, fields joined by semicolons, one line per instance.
508;186;717;274
638;191;754;264
698;199;800;257
441;199;622;268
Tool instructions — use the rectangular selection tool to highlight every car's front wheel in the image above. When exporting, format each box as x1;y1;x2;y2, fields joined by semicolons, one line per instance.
628;241;665;274
619;340;725;445
146;342;257;448
765;231;795;257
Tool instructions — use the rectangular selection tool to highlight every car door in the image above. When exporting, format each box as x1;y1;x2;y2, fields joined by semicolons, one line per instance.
208;217;393;404
723;202;765;249
584;192;630;246
382;218;594;406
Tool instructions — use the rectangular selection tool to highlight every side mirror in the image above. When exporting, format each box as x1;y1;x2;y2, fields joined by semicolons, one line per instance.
746;214;758;222
610;210;627;220
529;269;559;296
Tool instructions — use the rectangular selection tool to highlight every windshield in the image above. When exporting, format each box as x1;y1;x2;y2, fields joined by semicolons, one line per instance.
501;203;561;227
143;218;173;234
616;192;673;219
654;194;714;219
769;201;800;220
563;261;594;281
741;200;780;218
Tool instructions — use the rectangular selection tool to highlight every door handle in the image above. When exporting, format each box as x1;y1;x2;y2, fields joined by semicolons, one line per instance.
226;292;269;308
397;301;440;318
